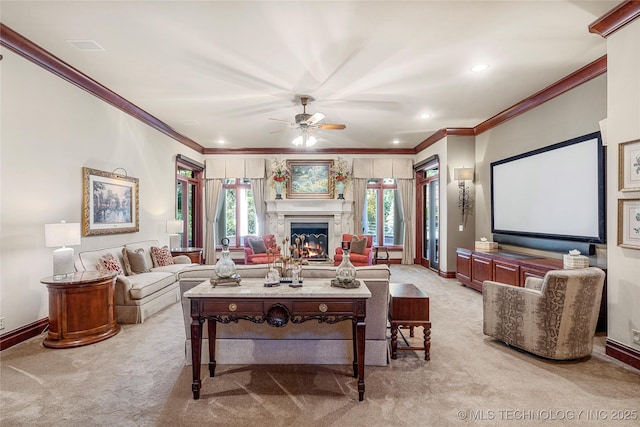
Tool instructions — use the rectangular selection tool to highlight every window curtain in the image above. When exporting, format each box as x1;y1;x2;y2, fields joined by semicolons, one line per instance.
204;179;223;265
397;178;415;264
352;178;367;235
250;178;265;235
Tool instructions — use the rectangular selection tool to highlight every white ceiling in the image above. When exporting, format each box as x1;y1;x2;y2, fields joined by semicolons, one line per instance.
1;1;618;152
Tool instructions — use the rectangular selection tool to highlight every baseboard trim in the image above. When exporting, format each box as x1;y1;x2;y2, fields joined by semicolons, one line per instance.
440;271;456;279
605;338;640;370
0;318;48;351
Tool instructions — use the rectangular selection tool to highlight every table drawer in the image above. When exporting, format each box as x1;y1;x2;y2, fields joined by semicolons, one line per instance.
292;300;355;315
201;300;264;314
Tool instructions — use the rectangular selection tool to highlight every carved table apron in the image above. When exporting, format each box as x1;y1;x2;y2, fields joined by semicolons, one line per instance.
184;279;371;401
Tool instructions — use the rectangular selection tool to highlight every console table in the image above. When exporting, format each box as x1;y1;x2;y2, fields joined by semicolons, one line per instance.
171;247;203;264
184;279;371;401
41;271;119;348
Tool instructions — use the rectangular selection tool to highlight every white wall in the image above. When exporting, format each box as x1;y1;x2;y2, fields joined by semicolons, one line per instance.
606;18;640;352
0;50;202;332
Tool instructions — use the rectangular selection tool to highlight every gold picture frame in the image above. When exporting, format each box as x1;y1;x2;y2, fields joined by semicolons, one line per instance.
82;167;139;236
617;198;640;250
286;160;335;199
618;139;640;191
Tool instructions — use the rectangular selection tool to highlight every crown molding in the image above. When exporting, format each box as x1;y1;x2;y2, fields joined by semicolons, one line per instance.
202;147;417;155
589;0;640;38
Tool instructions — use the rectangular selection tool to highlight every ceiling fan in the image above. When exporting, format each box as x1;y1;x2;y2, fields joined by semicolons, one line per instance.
269;96;346;147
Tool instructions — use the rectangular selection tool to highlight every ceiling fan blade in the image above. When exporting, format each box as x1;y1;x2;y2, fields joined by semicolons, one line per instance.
269;118;293;125
303;112;326;125
318;123;346;130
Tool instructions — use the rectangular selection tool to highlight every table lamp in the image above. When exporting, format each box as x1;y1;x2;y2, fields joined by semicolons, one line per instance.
167;219;184;249
45;221;81;279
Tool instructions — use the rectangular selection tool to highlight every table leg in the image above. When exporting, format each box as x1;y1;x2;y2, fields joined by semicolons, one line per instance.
410;325;415;337
390;321;398;359
190;311;204;400
351;320;358;378
207;318;217;377
356;319;366;401
424;324;431;361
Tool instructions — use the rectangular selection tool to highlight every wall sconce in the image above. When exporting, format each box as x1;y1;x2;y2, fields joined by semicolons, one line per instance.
454;167;474;219
167;219;184;249
45;221;81;279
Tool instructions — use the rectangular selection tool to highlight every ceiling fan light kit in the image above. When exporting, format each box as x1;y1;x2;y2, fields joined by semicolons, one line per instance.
269;95;346;148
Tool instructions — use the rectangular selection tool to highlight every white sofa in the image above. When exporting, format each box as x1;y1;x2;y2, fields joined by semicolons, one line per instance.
75;240;198;324
178;264;391;366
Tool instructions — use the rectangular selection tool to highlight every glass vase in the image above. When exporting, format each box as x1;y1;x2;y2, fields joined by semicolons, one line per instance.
335;180;345;199
215;238;236;278
275;181;283;200
335;247;357;286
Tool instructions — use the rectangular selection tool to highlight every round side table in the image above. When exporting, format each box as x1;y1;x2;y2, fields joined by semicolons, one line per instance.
170;247;203;264
41;271;120;349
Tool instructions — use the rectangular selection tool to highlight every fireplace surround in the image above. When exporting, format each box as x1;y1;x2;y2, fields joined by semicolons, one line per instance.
265;200;353;262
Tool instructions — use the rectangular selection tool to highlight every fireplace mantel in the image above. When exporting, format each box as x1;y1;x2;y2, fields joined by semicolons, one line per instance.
265;199;354;261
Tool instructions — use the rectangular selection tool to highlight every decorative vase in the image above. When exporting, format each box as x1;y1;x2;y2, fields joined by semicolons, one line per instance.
215;238;236;278
275;181;283;200
335;180;345;199
333;241;358;288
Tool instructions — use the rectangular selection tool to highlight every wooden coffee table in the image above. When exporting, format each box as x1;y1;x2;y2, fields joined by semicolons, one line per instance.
388;283;431;360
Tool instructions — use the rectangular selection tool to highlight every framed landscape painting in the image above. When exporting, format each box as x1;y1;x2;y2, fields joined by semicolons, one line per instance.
618;198;640;250
286;160;334;199
619;139;640;191
82;167;139;236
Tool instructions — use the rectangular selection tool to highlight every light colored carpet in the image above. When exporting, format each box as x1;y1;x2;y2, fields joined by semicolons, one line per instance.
1;265;639;426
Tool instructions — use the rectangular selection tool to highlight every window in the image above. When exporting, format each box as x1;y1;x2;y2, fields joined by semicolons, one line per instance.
365;178;403;246
176;156;203;248
216;178;257;248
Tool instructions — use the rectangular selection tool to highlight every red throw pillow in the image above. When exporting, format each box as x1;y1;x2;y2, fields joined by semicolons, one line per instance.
151;246;175;267
97;253;124;275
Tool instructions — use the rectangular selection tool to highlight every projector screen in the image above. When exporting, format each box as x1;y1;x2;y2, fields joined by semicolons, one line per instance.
491;132;605;243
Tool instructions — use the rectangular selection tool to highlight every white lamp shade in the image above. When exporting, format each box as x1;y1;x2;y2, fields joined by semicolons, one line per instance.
45;222;81;247
454;167;474;181
166;220;184;234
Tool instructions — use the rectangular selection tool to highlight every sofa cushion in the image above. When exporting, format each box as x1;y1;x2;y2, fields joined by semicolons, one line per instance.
127;272;177;300
151;246;174;267
248;238;267;254
351;235;367;254
122;247;150;275
97;253;124;275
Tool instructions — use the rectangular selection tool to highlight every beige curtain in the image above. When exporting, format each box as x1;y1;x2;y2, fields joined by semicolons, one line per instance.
352;178;367;235
250;178;265;235
397;178;415;264
204;179;223;265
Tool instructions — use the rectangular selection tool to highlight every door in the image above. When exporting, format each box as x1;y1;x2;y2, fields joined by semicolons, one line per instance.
416;163;439;271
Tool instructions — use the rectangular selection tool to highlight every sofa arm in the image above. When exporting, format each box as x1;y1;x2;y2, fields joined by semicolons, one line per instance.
114;275;133;305
173;255;192;264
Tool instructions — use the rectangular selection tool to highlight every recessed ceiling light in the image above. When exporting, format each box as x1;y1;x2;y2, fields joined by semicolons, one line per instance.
217;139;225;144
420;113;431;119
471;64;489;72
393;139;400;145
67;40;105;51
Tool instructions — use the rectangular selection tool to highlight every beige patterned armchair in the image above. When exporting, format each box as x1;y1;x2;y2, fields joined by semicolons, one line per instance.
483;267;605;360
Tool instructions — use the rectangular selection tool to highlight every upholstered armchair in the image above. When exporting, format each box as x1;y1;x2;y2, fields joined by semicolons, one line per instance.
243;234;280;264
334;234;374;267
483;267;605;360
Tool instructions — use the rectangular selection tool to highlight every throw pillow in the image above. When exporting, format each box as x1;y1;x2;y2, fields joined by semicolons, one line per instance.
351;236;367;255
97;253;124;275
151;246;175;267
248;238;267;254
122;247;150;275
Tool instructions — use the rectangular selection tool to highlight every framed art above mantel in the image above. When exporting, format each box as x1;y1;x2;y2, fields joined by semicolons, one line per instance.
286;160;334;199
82;167;139;236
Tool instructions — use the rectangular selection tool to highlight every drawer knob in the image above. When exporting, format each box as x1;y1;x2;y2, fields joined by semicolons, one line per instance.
319;303;328;313
229;303;237;312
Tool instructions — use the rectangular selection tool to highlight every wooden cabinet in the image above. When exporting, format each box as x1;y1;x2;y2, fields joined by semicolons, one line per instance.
455;248;563;292
41;271;120;349
171;247;203;264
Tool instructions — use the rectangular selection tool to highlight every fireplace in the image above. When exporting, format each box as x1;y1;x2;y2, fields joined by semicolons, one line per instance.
290;222;329;260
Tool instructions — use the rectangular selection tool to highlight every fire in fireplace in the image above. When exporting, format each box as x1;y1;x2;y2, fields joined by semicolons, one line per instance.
290;222;329;260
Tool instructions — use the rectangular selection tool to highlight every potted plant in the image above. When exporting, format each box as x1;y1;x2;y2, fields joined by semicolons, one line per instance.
271;158;290;199
331;158;352;199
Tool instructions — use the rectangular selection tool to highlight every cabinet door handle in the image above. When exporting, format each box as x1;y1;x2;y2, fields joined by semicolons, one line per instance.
229;303;237;312
319;303;328;313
